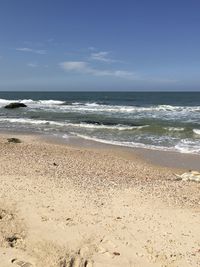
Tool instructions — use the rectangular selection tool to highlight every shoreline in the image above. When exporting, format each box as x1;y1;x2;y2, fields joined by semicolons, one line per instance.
0;130;200;171
42;132;200;171
1;129;200;171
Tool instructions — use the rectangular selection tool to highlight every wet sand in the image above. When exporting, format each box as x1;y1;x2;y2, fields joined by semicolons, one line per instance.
44;134;200;171
0;132;199;267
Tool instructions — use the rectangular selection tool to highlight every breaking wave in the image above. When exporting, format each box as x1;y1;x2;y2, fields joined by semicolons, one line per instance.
71;133;200;155
0;118;148;131
0;93;200;156
0;98;200;114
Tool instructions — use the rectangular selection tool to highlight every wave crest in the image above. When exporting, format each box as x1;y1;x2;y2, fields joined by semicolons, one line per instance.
0;118;148;131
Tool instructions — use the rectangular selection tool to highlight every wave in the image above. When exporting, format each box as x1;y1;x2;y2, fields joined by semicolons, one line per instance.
0;118;64;126
1;98;200;114
49;104;200;115
41;105;200;118
67;133;173;151
175;139;200;154
69;133;200;155
1;116;200;155
84;102;100;107
193;129;200;135
76;123;148;131
0;117;148;131
0;98;65;107
37;100;65;105
164;127;185;132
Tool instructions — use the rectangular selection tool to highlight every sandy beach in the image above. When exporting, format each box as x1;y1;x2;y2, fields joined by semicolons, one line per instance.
0;133;199;267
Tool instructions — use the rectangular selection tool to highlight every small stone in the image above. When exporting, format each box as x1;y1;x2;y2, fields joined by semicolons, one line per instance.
7;138;21;143
113;252;120;256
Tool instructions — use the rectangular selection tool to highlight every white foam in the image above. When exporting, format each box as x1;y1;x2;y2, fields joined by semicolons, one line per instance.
193;129;200;135
164;127;185;132
66;133;200;155
175;139;200;154
0;118;64;126
69;133;172;151
1;98;200;117
0;98;65;107
72;102;83;105
0;99;15;105
54;104;200;116
76;123;149;131
84;102;100;107
0;117;149;131
38;100;65;105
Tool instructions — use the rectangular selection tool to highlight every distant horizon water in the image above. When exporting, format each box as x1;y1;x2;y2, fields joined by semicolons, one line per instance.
0;91;200;155
0;90;200;92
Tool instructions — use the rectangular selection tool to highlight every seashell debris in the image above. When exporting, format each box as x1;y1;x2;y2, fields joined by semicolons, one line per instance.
174;171;200;182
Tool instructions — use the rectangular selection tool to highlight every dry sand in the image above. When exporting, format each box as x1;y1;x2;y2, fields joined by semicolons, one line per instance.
0;133;199;267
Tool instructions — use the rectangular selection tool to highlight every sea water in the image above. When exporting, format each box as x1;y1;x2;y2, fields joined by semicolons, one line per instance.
0;91;200;154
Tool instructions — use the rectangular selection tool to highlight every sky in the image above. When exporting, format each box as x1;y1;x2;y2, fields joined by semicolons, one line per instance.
0;0;200;91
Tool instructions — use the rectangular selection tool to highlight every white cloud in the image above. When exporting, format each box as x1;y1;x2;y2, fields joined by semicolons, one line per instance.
113;70;135;78
16;47;46;54
17;48;33;52
60;61;88;71
27;63;50;68
27;62;38;67
90;51;114;63
88;46;96;51
59;61;137;79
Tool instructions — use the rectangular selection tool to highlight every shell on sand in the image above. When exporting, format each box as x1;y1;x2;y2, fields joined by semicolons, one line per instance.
191;171;200;175
175;171;200;182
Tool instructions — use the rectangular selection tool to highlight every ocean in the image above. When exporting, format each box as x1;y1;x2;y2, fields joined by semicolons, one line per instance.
0;91;200;154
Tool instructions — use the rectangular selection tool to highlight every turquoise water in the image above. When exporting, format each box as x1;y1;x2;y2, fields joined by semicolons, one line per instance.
0;91;200;154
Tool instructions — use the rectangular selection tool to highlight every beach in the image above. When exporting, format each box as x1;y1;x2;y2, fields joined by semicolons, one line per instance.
0;132;199;267
2;0;200;265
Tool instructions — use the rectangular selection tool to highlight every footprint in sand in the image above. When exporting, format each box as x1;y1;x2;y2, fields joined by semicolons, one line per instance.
60;256;93;267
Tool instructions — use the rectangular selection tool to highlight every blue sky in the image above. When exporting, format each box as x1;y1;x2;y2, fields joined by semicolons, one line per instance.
0;0;200;91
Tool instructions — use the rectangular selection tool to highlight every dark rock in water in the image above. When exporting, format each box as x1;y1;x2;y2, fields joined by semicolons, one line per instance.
82;120;143;127
103;121;119;126
82;120;118;126
7;138;21;143
82;120;102;125
30;115;40;119
4;102;27;109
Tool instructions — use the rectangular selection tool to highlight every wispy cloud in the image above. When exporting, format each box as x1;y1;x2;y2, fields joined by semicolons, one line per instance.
90;51;115;63
59;61;178;83
148;77;179;83
88;46;96;51
60;61;87;71
27;62;38;67
16;47;46;55
27;63;50;68
59;61;137;79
